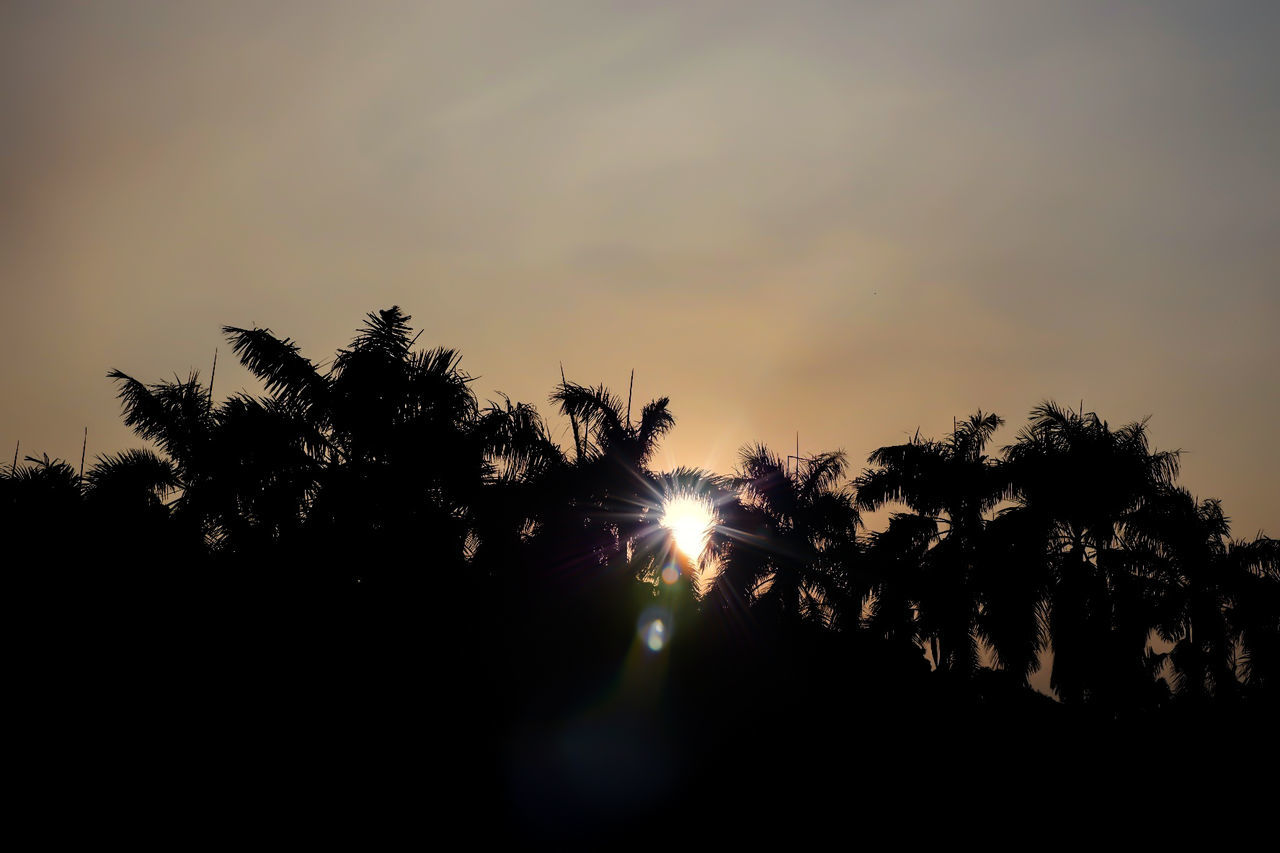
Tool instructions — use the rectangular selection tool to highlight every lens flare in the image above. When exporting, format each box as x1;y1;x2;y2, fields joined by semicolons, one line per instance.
638;605;673;653
661;495;714;561
644;619;667;652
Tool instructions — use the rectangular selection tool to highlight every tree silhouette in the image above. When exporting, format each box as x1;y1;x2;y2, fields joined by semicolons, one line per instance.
7;305;1279;838
219;307;485;588
1124;487;1241;700
1225;535;1280;694
547;377;676;575
106;368;220;545
856;412;1007;677
1003;402;1179;705
718;444;859;636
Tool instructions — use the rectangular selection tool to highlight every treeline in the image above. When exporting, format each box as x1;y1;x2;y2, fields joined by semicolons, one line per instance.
6;306;1277;833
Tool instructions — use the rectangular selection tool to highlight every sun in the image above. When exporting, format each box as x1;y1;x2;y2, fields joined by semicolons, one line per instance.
661;494;715;561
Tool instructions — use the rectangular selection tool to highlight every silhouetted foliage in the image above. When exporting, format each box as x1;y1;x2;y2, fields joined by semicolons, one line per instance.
7;307;1276;837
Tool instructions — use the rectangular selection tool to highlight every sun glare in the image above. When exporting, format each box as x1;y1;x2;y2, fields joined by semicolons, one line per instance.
661;495;715;561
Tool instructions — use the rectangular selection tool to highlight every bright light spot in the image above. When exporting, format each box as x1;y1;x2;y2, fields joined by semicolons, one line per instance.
661;565;680;585
638;606;673;654
662;495;714;561
644;619;667;652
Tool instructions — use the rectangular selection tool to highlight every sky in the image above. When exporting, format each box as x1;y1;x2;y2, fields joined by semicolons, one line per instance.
3;0;1278;538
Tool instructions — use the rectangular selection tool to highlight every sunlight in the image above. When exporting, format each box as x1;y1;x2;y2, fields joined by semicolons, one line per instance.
661;494;714;561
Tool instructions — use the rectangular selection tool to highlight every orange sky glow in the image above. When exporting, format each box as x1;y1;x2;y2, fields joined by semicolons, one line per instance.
3;1;1277;543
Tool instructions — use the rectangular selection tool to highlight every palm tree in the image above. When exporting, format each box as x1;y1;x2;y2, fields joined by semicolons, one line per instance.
1127;493;1280;702
978;505;1054;686
1002;401;1180;705
81;448;181;541
83;449;180;511
223;307;485;584
468;394;567;589
1;454;91;603
547;377;676;573
1124;488;1241;701
109;306;496;592
714;444;859;635
859;511;937;651
2;453;84;523
1228;536;1280;694
108;363;327;559
855;412;1006;677
106;368;222;547
551;378;674;469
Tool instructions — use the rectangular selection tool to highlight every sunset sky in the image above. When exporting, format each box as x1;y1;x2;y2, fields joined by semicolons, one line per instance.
3;0;1277;537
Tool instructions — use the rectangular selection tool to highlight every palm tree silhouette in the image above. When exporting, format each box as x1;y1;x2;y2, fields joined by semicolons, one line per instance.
1228;535;1280;693
859;511;937;653
855;413;1006;677
2;453;83;520
716;444;859;635
12;299;1278;765
469;394;567;589
1002;401;1179;705
222;307;484;585
548;378;675;573
550;379;674;468
83;449;180;510
1124;487;1242;701
105;368;221;547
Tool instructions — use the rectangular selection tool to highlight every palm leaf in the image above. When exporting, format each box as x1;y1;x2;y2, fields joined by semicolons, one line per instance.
223;325;328;408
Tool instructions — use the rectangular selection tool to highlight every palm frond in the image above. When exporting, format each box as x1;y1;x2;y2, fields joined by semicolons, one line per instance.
800;450;847;500
223;324;328;407
107;369;178;446
638;397;675;449
107;369;209;463
352;306;414;357
85;448;180;497
551;381;625;453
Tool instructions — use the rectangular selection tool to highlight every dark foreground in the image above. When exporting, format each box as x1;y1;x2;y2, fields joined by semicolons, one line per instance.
17;578;1276;843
